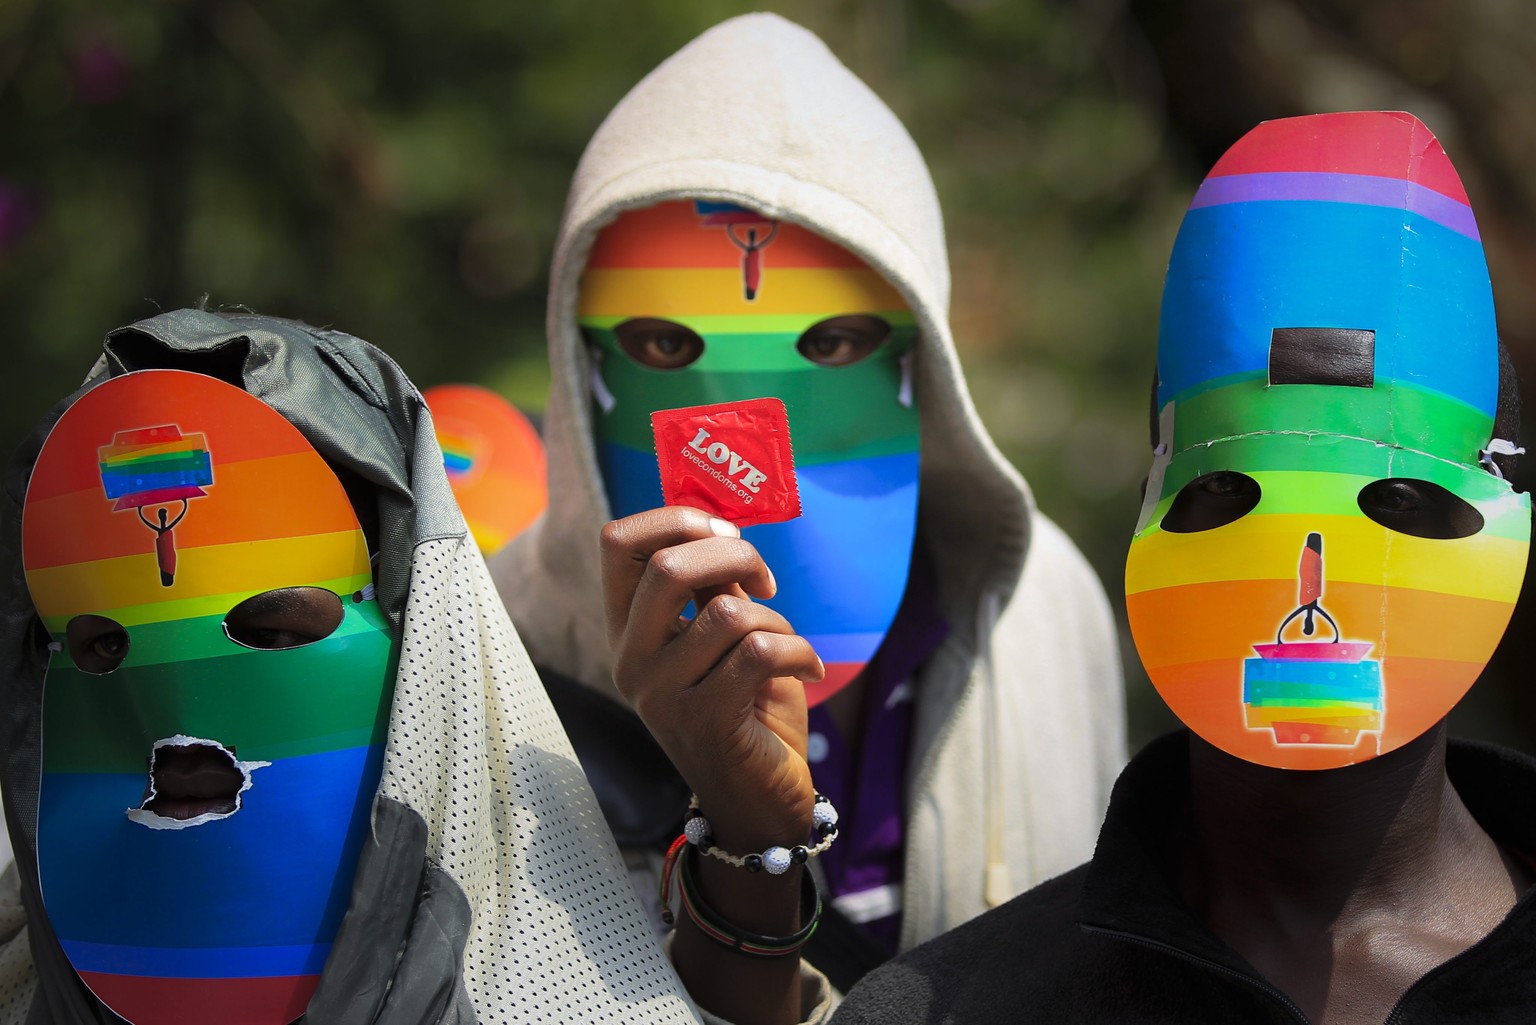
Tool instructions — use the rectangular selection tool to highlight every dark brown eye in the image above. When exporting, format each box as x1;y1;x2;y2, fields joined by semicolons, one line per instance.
795;315;891;367
66;615;131;675
224;587;344;650
1357;478;1484;539
1160;471;1262;533
613;318;705;370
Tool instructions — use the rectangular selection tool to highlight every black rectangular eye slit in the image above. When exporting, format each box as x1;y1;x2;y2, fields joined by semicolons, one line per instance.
1268;327;1375;388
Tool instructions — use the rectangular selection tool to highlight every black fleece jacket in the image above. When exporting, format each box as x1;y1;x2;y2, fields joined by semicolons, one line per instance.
832;731;1536;1024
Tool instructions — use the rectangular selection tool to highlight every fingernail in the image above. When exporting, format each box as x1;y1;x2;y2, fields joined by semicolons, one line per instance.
766;565;777;597
708;517;740;539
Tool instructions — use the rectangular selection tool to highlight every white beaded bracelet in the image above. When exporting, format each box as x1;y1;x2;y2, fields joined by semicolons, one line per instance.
683;792;840;875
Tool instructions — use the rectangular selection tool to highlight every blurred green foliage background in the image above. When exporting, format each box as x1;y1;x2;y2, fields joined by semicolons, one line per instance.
5;0;1535;752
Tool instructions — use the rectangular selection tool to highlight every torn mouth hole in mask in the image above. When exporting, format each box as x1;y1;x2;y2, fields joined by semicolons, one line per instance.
126;735;270;830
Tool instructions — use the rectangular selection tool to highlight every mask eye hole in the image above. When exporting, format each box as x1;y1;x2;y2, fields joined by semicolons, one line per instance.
224;587;344;650
795;315;891;368
1357;478;1484;539
66;615;131;675
612;318;705;370
1160;470;1262;533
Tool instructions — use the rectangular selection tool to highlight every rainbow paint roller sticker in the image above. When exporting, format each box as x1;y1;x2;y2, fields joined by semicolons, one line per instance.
98;424;213;587
1242;533;1383;748
695;200;778;300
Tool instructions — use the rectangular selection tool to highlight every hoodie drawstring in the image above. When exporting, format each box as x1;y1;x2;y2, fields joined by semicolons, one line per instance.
979;589;1013;907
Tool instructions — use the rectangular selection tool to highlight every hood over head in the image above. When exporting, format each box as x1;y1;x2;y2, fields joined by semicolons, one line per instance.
494;12;1034;697
0;310;698;1023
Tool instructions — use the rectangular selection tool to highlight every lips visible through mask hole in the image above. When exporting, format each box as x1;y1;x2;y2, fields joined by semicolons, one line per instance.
65;614;131;674
140;741;245;820
1160;470;1263;533
1357;478;1485;539
224;587;344;650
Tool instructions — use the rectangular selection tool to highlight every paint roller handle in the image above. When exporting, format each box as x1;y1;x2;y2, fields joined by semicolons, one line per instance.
1299;531;1323;606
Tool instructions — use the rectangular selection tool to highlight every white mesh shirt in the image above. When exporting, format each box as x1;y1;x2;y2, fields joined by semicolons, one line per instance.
382;535;700;1022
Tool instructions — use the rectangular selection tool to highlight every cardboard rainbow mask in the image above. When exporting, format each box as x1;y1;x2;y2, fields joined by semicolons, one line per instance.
425;383;548;555
22;370;399;1025
1126;111;1530;770
580;199;921;705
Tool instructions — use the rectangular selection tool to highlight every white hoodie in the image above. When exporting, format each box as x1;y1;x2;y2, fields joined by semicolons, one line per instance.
490;12;1126;1016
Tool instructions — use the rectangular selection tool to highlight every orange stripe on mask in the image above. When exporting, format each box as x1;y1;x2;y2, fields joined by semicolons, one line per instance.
24;453;366;570
25;391;316;504
585;200;870;270
1148;654;1485;766
1127;578;1516;669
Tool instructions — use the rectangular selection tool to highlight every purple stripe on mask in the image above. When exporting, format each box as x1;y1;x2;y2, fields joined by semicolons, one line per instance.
1189;171;1480;241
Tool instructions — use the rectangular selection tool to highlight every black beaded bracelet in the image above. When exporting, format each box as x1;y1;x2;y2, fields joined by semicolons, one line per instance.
673;843;822;957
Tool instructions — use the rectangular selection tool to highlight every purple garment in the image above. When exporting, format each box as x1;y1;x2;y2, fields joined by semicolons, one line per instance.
807;554;948;954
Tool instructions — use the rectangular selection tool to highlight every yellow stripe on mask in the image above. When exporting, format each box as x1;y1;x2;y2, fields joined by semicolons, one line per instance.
38;571;374;633
27;530;371;622
1125;512;1528;602
577;268;905;318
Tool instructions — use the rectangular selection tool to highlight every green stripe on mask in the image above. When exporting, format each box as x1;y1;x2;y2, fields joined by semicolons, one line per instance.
1150;438;1529;541
43;605;397;773
49;599;391;670
588;327;920;462
1171;376;1494;461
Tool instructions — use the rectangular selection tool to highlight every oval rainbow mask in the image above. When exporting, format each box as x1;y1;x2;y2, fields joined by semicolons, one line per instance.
424;383;548;556
23;370;398;1024
1126;112;1530;770
580;200;921;705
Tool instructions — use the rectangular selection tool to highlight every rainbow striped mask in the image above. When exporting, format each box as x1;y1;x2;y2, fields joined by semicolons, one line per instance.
1126;111;1530;770
580;200;920;705
22;370;398;1024
426;383;547;556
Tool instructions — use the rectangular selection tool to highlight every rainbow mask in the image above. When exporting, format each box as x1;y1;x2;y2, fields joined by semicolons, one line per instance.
425;383;548;556
580;200;920;705
1126;111;1529;770
22;370;398;1024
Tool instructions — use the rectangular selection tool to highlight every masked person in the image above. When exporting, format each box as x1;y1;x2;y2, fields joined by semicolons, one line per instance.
488;12;1126;1019
0;310;701;1024
831;111;1536;1025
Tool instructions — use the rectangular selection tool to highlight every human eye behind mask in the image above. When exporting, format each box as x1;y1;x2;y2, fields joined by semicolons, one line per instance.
64;614;132;675
795;314;890;367
610;318;706;370
1160;470;1263;534
224;586;347;650
1356;478;1485;540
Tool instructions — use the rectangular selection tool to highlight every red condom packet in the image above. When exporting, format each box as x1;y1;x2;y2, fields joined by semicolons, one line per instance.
651;398;802;527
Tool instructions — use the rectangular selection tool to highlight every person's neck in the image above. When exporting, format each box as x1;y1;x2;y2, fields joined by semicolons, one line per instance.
1176;724;1532;1024
1182;726;1453;917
